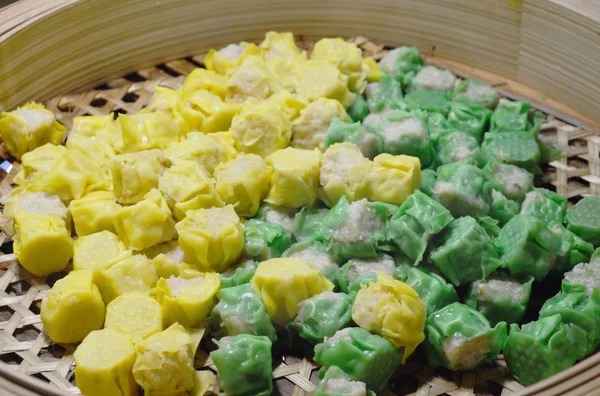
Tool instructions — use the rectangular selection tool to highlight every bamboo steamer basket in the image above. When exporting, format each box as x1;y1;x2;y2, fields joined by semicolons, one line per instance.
0;1;600;395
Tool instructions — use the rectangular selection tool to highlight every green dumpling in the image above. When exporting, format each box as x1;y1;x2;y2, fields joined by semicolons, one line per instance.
452;79;500;109
221;259;258;289
446;101;491;142
314;327;401;392
336;255;396;293
487;190;519;226
433;131;485;168
464;272;534;326
490;101;533;134
315;366;375;396
283;239;339;282
377;46;424;78
403;90;451;116
419;169;437;197
519;188;567;224
210;334;273;396
547;221;594;274
504;314;588;386
288;292;353;344
427;112;456;143
243;219;293;261
429;216;501;286
431;162;489;218
424;302;508;371
347;95;369;123
292;206;329;242
365;75;403;113
482;159;534;203
211;284;277;342
324;118;381;159
255;203;297;233
565;195;600;245
395;265;458;315
481;132;541;174
563;260;600;294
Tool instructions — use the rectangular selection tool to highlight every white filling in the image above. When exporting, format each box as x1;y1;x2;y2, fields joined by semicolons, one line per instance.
346;255;396;282
353;291;388;329
218;43;245;60
167;276;205;297
221;314;254;335
362;108;392;129
358;131;380;159
413;66;457;92
263;206;296;233
464;84;495;103
287;245;338;277
9;192;67;219
333;199;383;244
493;165;531;199
291;102;333;150
520;191;545;214
15;109;54;133
377;47;404;74
451;136;472;161
320;146;369;191
325;378;367;396
381;118;426;142
442;333;490;371
325;328;353;345
365;82;379;100
564;262;600;295
474;276;524;303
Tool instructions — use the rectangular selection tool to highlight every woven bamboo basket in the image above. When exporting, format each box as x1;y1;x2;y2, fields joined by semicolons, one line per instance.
0;1;600;395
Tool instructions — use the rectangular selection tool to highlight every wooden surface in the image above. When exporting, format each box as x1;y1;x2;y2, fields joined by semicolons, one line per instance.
0;0;599;125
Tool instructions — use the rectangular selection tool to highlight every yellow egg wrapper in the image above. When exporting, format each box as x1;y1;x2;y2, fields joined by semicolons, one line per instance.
66;133;117;168
13;211;73;277
230;100;292;157
94;251;158;304
71;114;123;152
266;52;309;91
109;149;170;205
132;323;196;394
259;31;302;59
165;132;237;174
113;189;177;251
69;191;119;236
251;257;334;325
352;273;426;361
291;98;350;151
118;110;181;152
311;38;367;92
74;328;137;396
141;240;185;279
105;294;163;341
0;102;66;160
265;91;308;122
178;90;240;134
214;153;272;217
13;143;67;185
146;87;189;135
176;205;244;272
183;68;227;99
362;57;382;83
151;271;220;328
293;60;356;108
2;184;69;225
265;147;321;208
358;154;422;206
159;160;223;221
204;41;259;75
73;231;126;271
41;269;105;343
225;56;284;103
318;142;373;207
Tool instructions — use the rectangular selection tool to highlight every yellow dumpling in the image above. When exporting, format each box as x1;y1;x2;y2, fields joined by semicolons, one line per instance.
109;149;170;205
113;189;177;251
31;149;109;202
319;142;373;207
362;57;382;83
66;133;117;168
132;323;195;394
358;154;421;205
251;258;334;325
265;91;308;122
176;205;244;272
146;87;188;135
74;328;137;396
2;185;68;224
311;38;366;92
73;231;126;271
158;160;223;221
141;240;185;279
204;41;259;75
352;273;426;361
151;271;220;328
178;90;240;133
41;269;105;343
230;100;292;157
291;98;350;151
259;31;301;60
105;294;163;341
214;153;272;217
183;68;227;99
13;211;73;276
94;251;158;304
118;111;181;152
265;147;321;208
294;60;356;108
0;102;66;160
70;191;119;236
70;114;123;152
13;143;66;185
165;133;237;174
225;56;284;103
266;53;309;91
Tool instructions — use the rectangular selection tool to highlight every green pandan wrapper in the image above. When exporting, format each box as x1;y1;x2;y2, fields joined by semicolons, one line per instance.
320;197;391;262
314;327;401;392
315;366;375;396
434;131;485;168
420;169;437;197
365;75;403;113
427;112;457;143
481;132;541;175
482;159;534;203
429;216;501;286
292;206;329;242
452;79;500;109
288;292;353;344
497;215;569;280
478;216;502;238
283;239;339;283
210;334;273;396
519;188;567;224
547;221;594;274
211;284;277;342
446;101;491;142
385;190;453;265
377;46;424;78
565;195;600;245
424;302;508;371
465;273;534;326
220;259;258;289
324;118;381;159
336;255;396;293
490;101;534;134
431;162;489;218
347;95;369;123
539;282;600;355
488;190;519;226
395;265;458;315
403;90;451;116
243;219;293;261
504;314;588;386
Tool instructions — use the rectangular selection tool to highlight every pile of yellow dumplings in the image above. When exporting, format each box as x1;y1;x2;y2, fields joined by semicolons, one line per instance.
0;32;422;396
